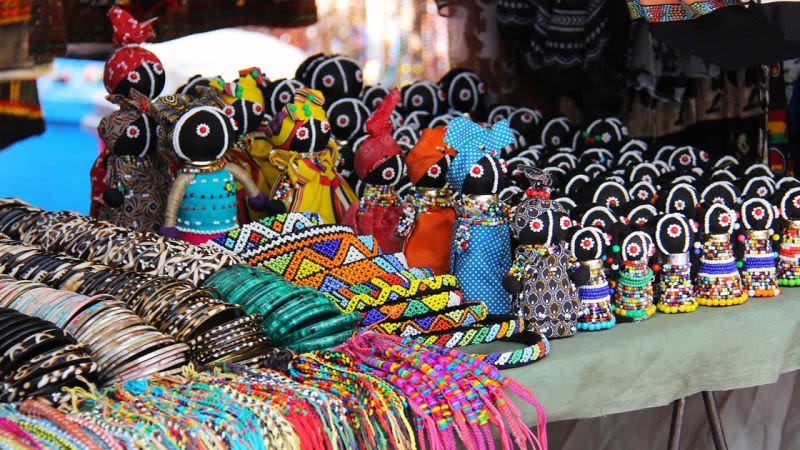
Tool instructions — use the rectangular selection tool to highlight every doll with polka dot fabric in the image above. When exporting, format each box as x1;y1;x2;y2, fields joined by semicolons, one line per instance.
505;194;581;338
694;203;748;306
446;117;515;314
398;126;457;276
95;89;173;233
653;213;698;314
777;187;800;286
214;68;287;225
154;89;270;244
264;88;358;224
614;230;657;321
570;226;615;331
343;88;406;253
737;197;780;297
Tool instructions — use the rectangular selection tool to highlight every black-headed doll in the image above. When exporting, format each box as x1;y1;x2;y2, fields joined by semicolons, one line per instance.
614;230;657;322
737;197;780;297
694;203;748;306
653;213;698;314
570;226;615;331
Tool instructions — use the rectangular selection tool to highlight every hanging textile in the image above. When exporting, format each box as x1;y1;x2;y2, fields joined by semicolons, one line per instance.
0;78;45;149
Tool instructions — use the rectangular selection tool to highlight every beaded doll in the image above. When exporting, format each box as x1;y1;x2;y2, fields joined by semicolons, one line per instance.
214;68;286;224
694;203;748;306
777;186;800;286
506;196;580;338
570;226;615;331
154;90;269;244
264;88;358;224
653;213;698;314
737;198;780;297
614;231;657;321
307;55;364;103
343;88;405;253
399;126;456;275
95;90;173;233
401;80;446;129
446;117;515;314
438;69;486;118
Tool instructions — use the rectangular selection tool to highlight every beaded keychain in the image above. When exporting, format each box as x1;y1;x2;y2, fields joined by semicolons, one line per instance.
736;198;780;297
614;231;657;321
777;186;800;286
694;203;748;306
570;227;615;330
653;213;698;313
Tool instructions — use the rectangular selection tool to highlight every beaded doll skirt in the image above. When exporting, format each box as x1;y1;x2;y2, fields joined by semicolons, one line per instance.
695;262;747;306
657;264;697;313
778;255;800;286
577;283;615;331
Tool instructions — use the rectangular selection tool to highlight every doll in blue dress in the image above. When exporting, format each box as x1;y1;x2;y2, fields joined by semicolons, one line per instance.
445;117;515;314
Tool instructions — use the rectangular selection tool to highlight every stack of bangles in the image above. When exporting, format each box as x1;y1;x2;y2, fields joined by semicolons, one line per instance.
0;275;189;385
0;200;243;286
0;236;279;368
0;309;98;405
203;265;362;352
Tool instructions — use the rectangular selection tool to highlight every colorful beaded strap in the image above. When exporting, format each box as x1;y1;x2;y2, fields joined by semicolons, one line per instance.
358;291;465;327
329;273;461;314
415;315;550;369
368;301;488;335
206;212;324;255
293;254;422;291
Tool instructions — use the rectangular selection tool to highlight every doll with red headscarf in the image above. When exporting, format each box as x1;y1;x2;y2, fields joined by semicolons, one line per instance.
398;126;457;275
343;88;405;253
91;6;167;220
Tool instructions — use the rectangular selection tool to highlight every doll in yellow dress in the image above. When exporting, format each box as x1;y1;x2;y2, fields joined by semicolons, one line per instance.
263;88;358;224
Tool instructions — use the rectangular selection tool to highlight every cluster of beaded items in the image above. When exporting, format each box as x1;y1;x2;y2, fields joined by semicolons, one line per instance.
358;184;401;215
695;236;747;306
396;187;454;237
657;253;697;313
576;259;615;331
453;195;509;251
742;230;780;296
778;224;800;285
614;261;656;321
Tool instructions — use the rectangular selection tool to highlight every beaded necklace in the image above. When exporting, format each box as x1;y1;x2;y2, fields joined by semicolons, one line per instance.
742;230;780;296
453;195;510;252
576;260;615;331
396;187;454;237
180;159;227;174
358;184;401;215
614;261;656;321
696;236;747;306
778;223;800;285
657;254;697;313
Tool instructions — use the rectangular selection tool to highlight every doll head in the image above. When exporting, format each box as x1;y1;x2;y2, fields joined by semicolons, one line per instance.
654;213;693;256
488;105;515;124
308;55;364;103
621;231;655;264
153;87;233;163
661;183;699;216
401;81;446;120
326;97;370;142
668;146;704;171
739;197;775;231
779;186;800;221
444;117;514;195
547;153;578;172
701;181;740;209
564;174;590;197
354;87;403;185
295;53;326;84
539;117;572;150
176;75;224;96
740;176;775;199
570;226;607;262
508;108;542;143
623;202;658;229
361;85;389;111
438;69;485;117
265;88;332;153
103;7;164;99
617;150;644;169
261;78;303;120
582;180;629;211
215;68;267;136
510;202;573;246
406;127;453;189
579;117;627;151
98;89;158;159
698;203;737;236
579;205;618;231
744;163;773;178
629;181;657;203
393;126;418;154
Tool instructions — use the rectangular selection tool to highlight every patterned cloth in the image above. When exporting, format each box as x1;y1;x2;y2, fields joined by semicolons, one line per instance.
400;187;456;276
